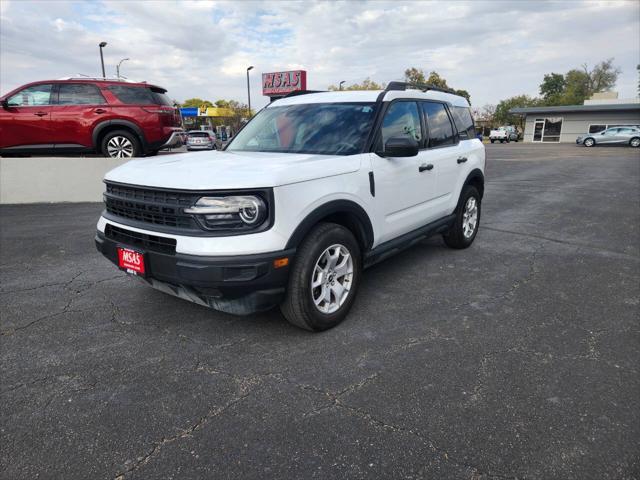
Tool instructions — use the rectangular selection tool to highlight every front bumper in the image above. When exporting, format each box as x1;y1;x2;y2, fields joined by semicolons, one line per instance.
576;137;584;144
95;231;294;314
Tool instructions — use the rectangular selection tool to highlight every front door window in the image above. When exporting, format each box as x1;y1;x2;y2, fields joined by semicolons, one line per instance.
7;84;53;106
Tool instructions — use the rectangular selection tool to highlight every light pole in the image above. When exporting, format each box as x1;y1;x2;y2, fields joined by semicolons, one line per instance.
339;80;346;91
116;58;129;79
99;42;107;78
246;66;254;117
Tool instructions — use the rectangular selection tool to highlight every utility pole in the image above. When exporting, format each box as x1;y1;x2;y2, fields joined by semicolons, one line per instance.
246;66;254;117
99;42;107;78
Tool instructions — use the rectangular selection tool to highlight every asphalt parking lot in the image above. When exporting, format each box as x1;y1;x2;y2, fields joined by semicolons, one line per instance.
1;143;639;480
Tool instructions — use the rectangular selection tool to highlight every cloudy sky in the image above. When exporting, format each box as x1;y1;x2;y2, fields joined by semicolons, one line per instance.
1;0;638;109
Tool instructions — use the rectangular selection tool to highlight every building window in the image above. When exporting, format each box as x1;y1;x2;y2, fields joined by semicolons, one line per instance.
542;117;562;142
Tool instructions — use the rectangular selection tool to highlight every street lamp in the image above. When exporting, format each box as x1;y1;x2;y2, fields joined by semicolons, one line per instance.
246;66;254;117
99;42;107;78
116;58;129;79
339;80;346;91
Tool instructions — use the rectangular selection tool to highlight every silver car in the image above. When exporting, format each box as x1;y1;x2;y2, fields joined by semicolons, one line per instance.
577;126;640;148
186;131;217;151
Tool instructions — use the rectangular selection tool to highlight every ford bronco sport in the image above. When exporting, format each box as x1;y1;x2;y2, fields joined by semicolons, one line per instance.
0;78;183;158
95;82;485;331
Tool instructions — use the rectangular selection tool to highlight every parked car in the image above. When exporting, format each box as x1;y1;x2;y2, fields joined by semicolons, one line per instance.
576;126;640;147
186;130;217;151
95;82;485;331
0;78;184;158
489;126;519;143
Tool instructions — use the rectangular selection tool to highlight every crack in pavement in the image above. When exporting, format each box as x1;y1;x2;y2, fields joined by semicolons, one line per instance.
0;270;85;295
482;226;639;260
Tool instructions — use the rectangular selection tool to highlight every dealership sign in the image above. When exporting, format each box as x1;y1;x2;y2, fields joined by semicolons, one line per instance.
262;70;307;96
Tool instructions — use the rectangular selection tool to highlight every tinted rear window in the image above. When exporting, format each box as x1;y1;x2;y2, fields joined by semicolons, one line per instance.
108;85;172;105
189;132;210;137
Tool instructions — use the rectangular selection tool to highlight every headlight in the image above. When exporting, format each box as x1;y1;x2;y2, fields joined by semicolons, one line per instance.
184;195;267;231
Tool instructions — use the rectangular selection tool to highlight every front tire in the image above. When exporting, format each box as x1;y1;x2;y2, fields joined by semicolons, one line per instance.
490;139;495;144
630;137;640;148
444;185;481;249
280;223;361;331
583;137;595;147
102;130;141;158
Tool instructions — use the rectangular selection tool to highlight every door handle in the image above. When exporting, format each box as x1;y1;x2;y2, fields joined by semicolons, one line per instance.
419;163;434;172
94;108;107;114
457;157;468;164
34;111;47;117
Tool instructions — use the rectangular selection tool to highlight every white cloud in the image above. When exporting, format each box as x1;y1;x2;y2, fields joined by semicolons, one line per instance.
1;0;638;109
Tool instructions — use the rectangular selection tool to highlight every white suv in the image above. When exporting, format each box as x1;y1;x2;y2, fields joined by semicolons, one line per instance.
96;82;485;331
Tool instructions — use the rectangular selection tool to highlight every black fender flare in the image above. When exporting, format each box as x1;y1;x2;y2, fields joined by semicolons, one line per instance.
92;120;147;151
463;168;485;198
285;200;374;251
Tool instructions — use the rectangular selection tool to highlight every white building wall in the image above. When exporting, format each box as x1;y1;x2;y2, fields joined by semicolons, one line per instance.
522;111;640;143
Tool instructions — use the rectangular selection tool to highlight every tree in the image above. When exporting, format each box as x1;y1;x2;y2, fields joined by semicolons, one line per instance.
537;58;622;106
181;98;213;108
494;95;539;130
562;69;591;105
328;78;385;91
403;68;471;103
583;58;621;94
539;73;565;105
404;67;426;84
213;99;252;132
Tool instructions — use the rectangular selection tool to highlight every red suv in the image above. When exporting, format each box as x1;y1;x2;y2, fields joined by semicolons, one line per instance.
0;78;184;158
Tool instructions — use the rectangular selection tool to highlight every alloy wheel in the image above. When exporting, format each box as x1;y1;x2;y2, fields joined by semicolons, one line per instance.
107;136;134;158
462;196;478;239
311;244;354;314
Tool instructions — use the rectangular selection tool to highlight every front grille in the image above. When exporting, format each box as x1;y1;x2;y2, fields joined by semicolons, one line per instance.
104;182;198;230
105;224;176;254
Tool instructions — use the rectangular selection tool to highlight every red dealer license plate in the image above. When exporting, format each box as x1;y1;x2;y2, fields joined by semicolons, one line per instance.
117;247;146;275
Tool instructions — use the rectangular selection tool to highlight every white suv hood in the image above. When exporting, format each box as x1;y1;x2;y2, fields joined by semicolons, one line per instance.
104;150;362;190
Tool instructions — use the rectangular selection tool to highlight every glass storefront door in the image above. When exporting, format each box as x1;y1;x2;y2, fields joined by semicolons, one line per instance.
533;120;544;142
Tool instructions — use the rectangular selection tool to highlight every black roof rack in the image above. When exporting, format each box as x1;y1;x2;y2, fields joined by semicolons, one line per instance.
385;81;456;95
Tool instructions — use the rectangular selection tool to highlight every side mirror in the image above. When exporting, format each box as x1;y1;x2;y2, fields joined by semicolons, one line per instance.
381;136;419;157
1;99;8;109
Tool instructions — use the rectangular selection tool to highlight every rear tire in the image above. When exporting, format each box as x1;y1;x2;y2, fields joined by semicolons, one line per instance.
280;223;361;331
630;137;640;148
490;139;495;143
444;185;481;249
102;130;141;158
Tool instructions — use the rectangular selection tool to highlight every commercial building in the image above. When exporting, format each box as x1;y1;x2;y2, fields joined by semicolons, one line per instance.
510;93;640;143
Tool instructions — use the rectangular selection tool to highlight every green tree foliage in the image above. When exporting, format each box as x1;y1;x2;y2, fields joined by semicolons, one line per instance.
403;68;471;103
327;78;386;91
537;58;621;105
404;67;426;84
539;73;566;104
494;95;539;129
181;98;213;108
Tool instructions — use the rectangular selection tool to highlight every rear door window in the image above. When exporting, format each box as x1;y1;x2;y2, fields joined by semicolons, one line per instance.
450;106;476;139
7;84;53;106
57;83;106;105
422;102;455;147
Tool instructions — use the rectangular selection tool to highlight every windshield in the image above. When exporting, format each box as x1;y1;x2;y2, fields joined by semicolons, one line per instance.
227;102;377;155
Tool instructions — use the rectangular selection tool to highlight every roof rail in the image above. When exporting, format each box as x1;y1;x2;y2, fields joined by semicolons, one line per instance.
57;76;142;83
385;81;456;95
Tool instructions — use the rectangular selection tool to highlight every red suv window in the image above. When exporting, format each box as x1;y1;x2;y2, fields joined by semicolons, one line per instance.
58;83;106;105
108;85;173;106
